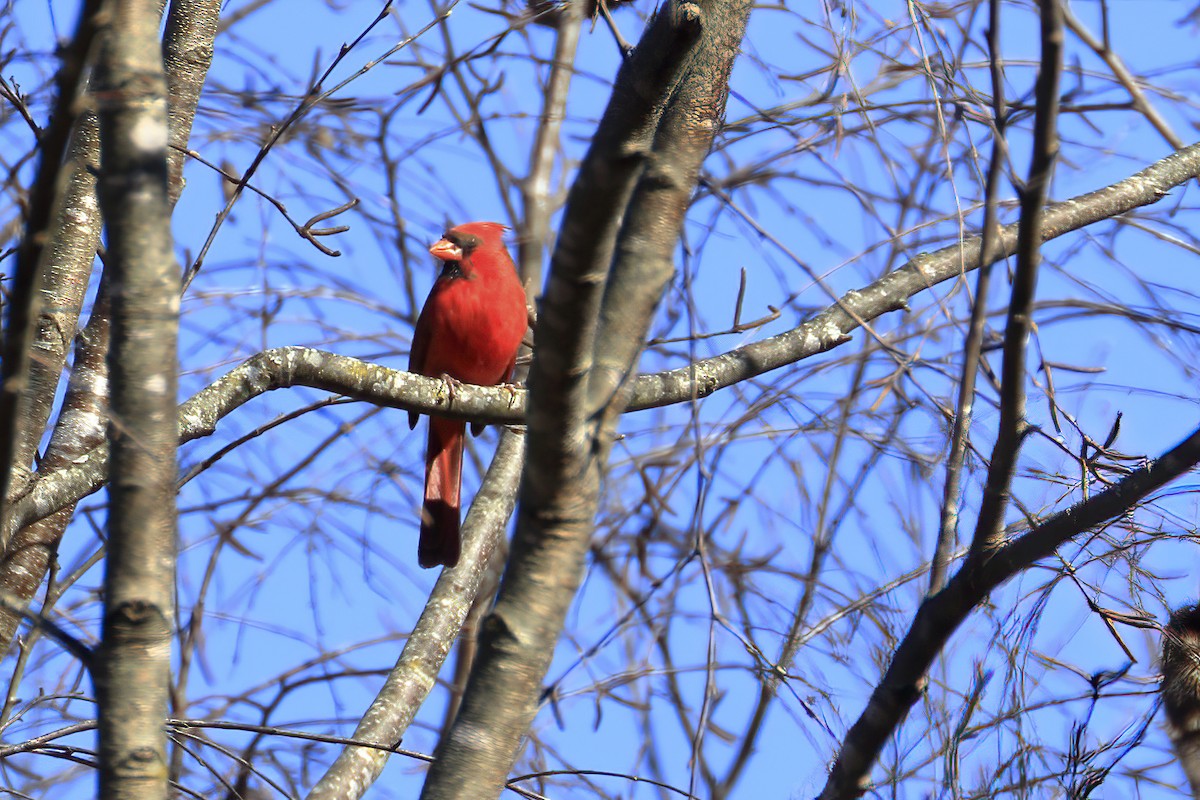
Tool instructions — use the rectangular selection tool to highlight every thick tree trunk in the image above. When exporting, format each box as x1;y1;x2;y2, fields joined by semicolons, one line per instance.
93;2;179;798
418;0;750;796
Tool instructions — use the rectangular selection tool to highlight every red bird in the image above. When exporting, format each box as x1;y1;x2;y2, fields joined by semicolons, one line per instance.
408;222;528;568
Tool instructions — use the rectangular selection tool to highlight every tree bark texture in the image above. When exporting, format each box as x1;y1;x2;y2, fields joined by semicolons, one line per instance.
307;430;525;800
0;0;103;527
418;0;749;797
162;0;222;205
11;142;1200;557
0;0;220;661
93;2;179;799
0;115;105;649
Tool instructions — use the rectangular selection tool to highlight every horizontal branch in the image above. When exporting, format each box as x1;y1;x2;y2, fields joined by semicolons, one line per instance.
10;141;1200;542
632;139;1200;410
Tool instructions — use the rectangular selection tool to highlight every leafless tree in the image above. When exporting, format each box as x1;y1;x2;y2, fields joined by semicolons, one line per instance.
3;1;1200;798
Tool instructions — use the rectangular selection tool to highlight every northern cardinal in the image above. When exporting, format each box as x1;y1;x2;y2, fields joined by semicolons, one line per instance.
408;222;528;568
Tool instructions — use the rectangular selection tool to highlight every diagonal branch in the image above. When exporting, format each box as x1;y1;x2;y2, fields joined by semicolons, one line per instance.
417;0;729;797
0;0;104;537
162;0;223;205
0;0;226;664
931;0;1008;594
305;430;526;800
821;3;1067;795
819;420;1200;800
628;139;1200;411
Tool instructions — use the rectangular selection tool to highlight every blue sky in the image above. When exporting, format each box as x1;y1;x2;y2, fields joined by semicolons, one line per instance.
7;0;1200;797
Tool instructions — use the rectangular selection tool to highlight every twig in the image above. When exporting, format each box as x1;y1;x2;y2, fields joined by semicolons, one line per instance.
969;0;1063;558
931;0;1008;593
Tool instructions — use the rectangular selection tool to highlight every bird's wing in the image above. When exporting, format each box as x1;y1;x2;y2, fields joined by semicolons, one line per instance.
408;306;434;429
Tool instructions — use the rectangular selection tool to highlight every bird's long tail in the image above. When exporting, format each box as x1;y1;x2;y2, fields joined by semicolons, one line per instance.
420;416;464;568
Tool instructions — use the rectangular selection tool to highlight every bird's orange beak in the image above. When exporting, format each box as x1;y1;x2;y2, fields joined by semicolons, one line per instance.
429;238;463;262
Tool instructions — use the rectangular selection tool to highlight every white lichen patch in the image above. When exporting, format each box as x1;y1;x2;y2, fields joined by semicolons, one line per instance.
63;201;94;225
178;408;206;436
84;369;108;397
69;408;106;438
145;375;168;395
129;115;168;153
815;316;845;344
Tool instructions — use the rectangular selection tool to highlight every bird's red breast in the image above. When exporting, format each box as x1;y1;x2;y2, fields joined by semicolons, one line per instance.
409;221;527;387
408;222;528;568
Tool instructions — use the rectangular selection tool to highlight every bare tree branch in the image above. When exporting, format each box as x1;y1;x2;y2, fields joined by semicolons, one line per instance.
418;0;745;796
517;11;580;288
10;136;1200;546
820;420;1200;800
630;139;1200;411
0;111;104;560
931;0;1008;594
0;282;110;654
1062;2;1184;150
0;0;225;661
93;1;178;797
970;0;1062;558
306;429;525;800
7;2;1200;796
0;1;104;537
162;0;223;205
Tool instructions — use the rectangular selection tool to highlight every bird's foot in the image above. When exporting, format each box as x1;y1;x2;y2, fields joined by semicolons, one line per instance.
497;381;525;415
437;373;467;408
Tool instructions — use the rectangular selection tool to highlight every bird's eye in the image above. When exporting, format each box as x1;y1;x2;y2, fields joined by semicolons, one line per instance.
442;229;481;254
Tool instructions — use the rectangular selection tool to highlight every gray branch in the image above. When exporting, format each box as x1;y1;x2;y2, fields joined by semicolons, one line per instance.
306;430;525;800
162;0;222;205
969;0;1062;558
0;0;103;521
418;0;744;797
0;0;225;662
93;1;178;798
10;140;1200;552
